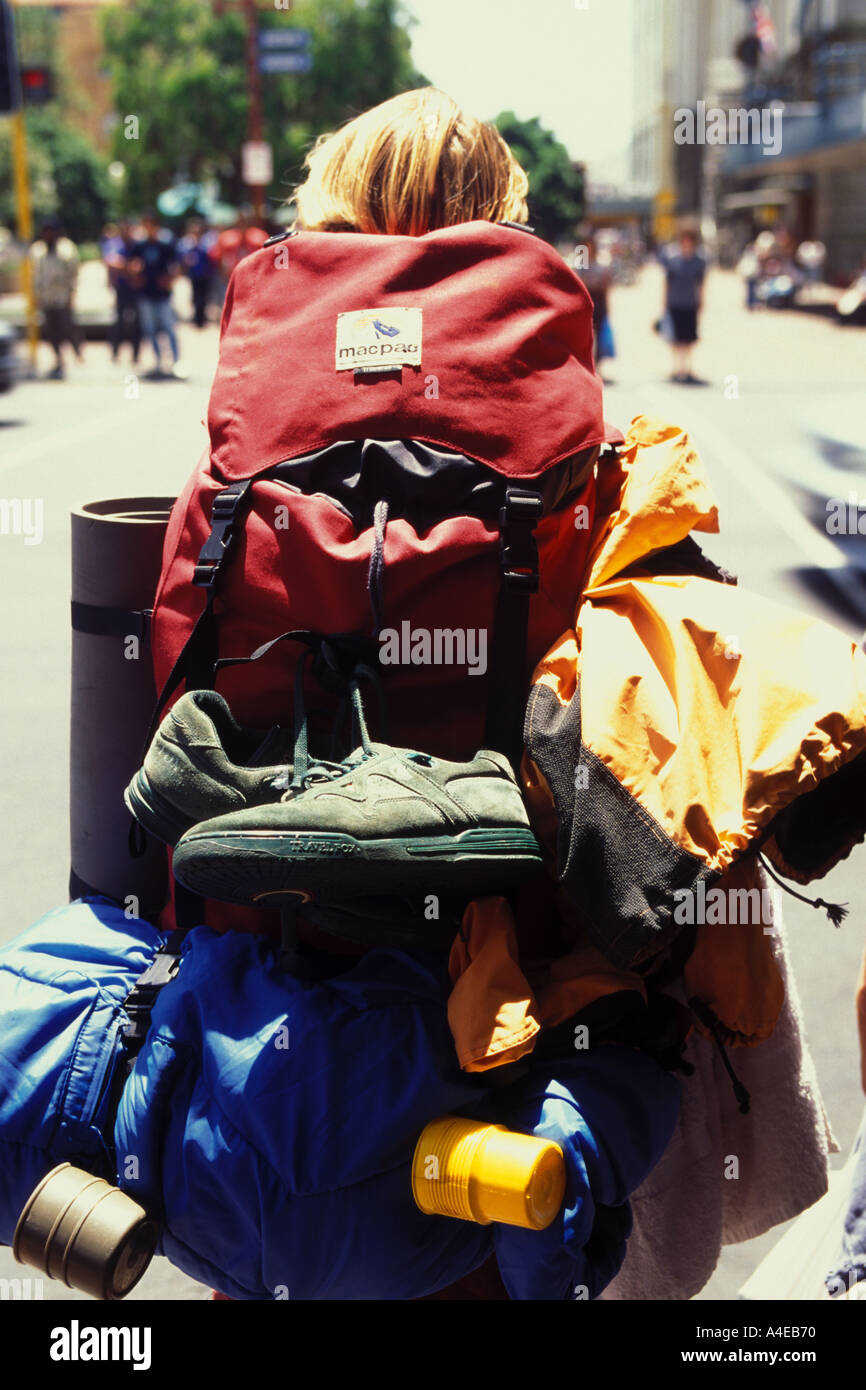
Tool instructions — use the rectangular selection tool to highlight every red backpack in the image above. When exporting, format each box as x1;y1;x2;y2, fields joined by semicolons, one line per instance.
150;219;622;941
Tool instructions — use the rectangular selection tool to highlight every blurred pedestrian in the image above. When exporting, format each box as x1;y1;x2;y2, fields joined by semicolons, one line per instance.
103;218;142;365
99;222;119;257
796;240;826;302
30;217;83;380
737;239;760;311
177;218;217;329
209;206;268;305
126;209;185;379
659;225;706;384
575;231;615;383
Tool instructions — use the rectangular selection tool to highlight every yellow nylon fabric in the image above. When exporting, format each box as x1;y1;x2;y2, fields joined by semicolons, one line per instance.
532;415;866;873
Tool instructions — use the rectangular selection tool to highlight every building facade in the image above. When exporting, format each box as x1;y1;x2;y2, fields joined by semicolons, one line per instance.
631;0;866;274
630;0;744;240
718;0;866;278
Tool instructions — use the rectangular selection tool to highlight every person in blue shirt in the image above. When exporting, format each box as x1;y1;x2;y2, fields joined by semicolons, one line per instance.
125;210;185;379
102;219;142;365
659;227;706;384
177;218;217;330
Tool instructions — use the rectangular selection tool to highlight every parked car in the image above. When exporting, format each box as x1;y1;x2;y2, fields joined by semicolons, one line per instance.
837;269;866;326
754;257;804;309
0;320;20;393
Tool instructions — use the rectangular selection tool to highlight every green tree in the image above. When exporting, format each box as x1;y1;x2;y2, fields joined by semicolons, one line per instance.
492;112;585;246
100;0;426;214
0;112;111;242
0;6;113;241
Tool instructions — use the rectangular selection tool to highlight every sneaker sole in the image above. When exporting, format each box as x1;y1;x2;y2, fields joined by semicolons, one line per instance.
124;768;196;847
172;827;543;906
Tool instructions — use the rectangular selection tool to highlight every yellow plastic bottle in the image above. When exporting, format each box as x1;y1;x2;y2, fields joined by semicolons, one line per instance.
412;1116;566;1231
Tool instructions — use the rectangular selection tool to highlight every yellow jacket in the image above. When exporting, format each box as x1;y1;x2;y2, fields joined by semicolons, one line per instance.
450;416;866;1068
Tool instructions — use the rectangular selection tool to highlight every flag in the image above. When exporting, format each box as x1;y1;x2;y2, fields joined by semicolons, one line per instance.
751;3;777;56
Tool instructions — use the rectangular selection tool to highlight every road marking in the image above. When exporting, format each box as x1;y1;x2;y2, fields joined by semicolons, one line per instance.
632;388;848;571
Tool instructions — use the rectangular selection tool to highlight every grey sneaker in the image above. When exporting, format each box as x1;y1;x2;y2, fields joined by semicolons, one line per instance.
172;743;542;906
124;690;293;846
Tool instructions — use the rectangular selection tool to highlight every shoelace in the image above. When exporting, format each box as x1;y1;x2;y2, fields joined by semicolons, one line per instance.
688;996;751;1116
283;655;379;796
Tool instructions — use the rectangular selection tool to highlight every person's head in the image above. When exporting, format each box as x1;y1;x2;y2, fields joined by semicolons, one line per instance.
577;222;596;258
293;87;529;237
186;216;204;239
141;209;160;238
755;229;776;259
678;223;699;256
41;216;59;247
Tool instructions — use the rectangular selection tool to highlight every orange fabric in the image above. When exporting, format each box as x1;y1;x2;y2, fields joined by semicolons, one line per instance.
531;415;866;881
447;897;644;1071
536;946;646;1030
447;898;541;1071
520;750;563;859
584;418;719;594
682;856;785;1047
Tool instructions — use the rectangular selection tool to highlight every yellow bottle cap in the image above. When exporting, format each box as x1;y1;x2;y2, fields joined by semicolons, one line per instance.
412;1116;566;1231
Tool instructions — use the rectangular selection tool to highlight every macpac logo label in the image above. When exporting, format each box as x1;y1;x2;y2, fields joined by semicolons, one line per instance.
336;307;422;372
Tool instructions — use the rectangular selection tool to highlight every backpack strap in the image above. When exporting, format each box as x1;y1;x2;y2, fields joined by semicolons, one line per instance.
143;478;253;750
102;922;190;1148
121;927;187;1055
148;477;540;774
485;487;543;771
71;602;153;642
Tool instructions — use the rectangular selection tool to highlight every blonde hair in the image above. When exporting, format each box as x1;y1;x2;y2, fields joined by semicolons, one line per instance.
293;88;529;236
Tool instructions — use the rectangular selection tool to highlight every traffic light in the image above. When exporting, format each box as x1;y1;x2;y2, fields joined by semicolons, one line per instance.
0;0;22;114
19;65;53;105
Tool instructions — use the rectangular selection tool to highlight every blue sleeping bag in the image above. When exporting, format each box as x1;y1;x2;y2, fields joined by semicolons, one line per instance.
0;898;680;1299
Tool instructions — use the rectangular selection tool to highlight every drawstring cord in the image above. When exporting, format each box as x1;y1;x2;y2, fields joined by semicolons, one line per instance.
367;499;389;639
758;853;848;927
688;996;751;1115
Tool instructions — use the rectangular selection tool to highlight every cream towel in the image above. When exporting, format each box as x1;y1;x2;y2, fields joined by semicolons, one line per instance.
601;878;836;1301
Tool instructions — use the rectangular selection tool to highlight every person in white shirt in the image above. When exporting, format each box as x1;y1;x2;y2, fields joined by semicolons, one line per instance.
30;217;83;380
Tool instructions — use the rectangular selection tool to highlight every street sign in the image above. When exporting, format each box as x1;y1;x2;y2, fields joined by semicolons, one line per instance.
258;28;310;50
242;140;273;186
258;50;312;75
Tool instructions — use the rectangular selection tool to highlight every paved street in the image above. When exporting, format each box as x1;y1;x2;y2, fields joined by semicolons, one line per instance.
1;264;864;1301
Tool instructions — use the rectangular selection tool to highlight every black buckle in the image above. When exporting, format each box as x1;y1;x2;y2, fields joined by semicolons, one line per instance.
121;948;181;1047
499;490;543;593
263;228;299;248
193;484;249;589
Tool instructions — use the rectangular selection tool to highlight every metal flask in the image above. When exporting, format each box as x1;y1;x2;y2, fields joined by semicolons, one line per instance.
13;1162;158;1300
